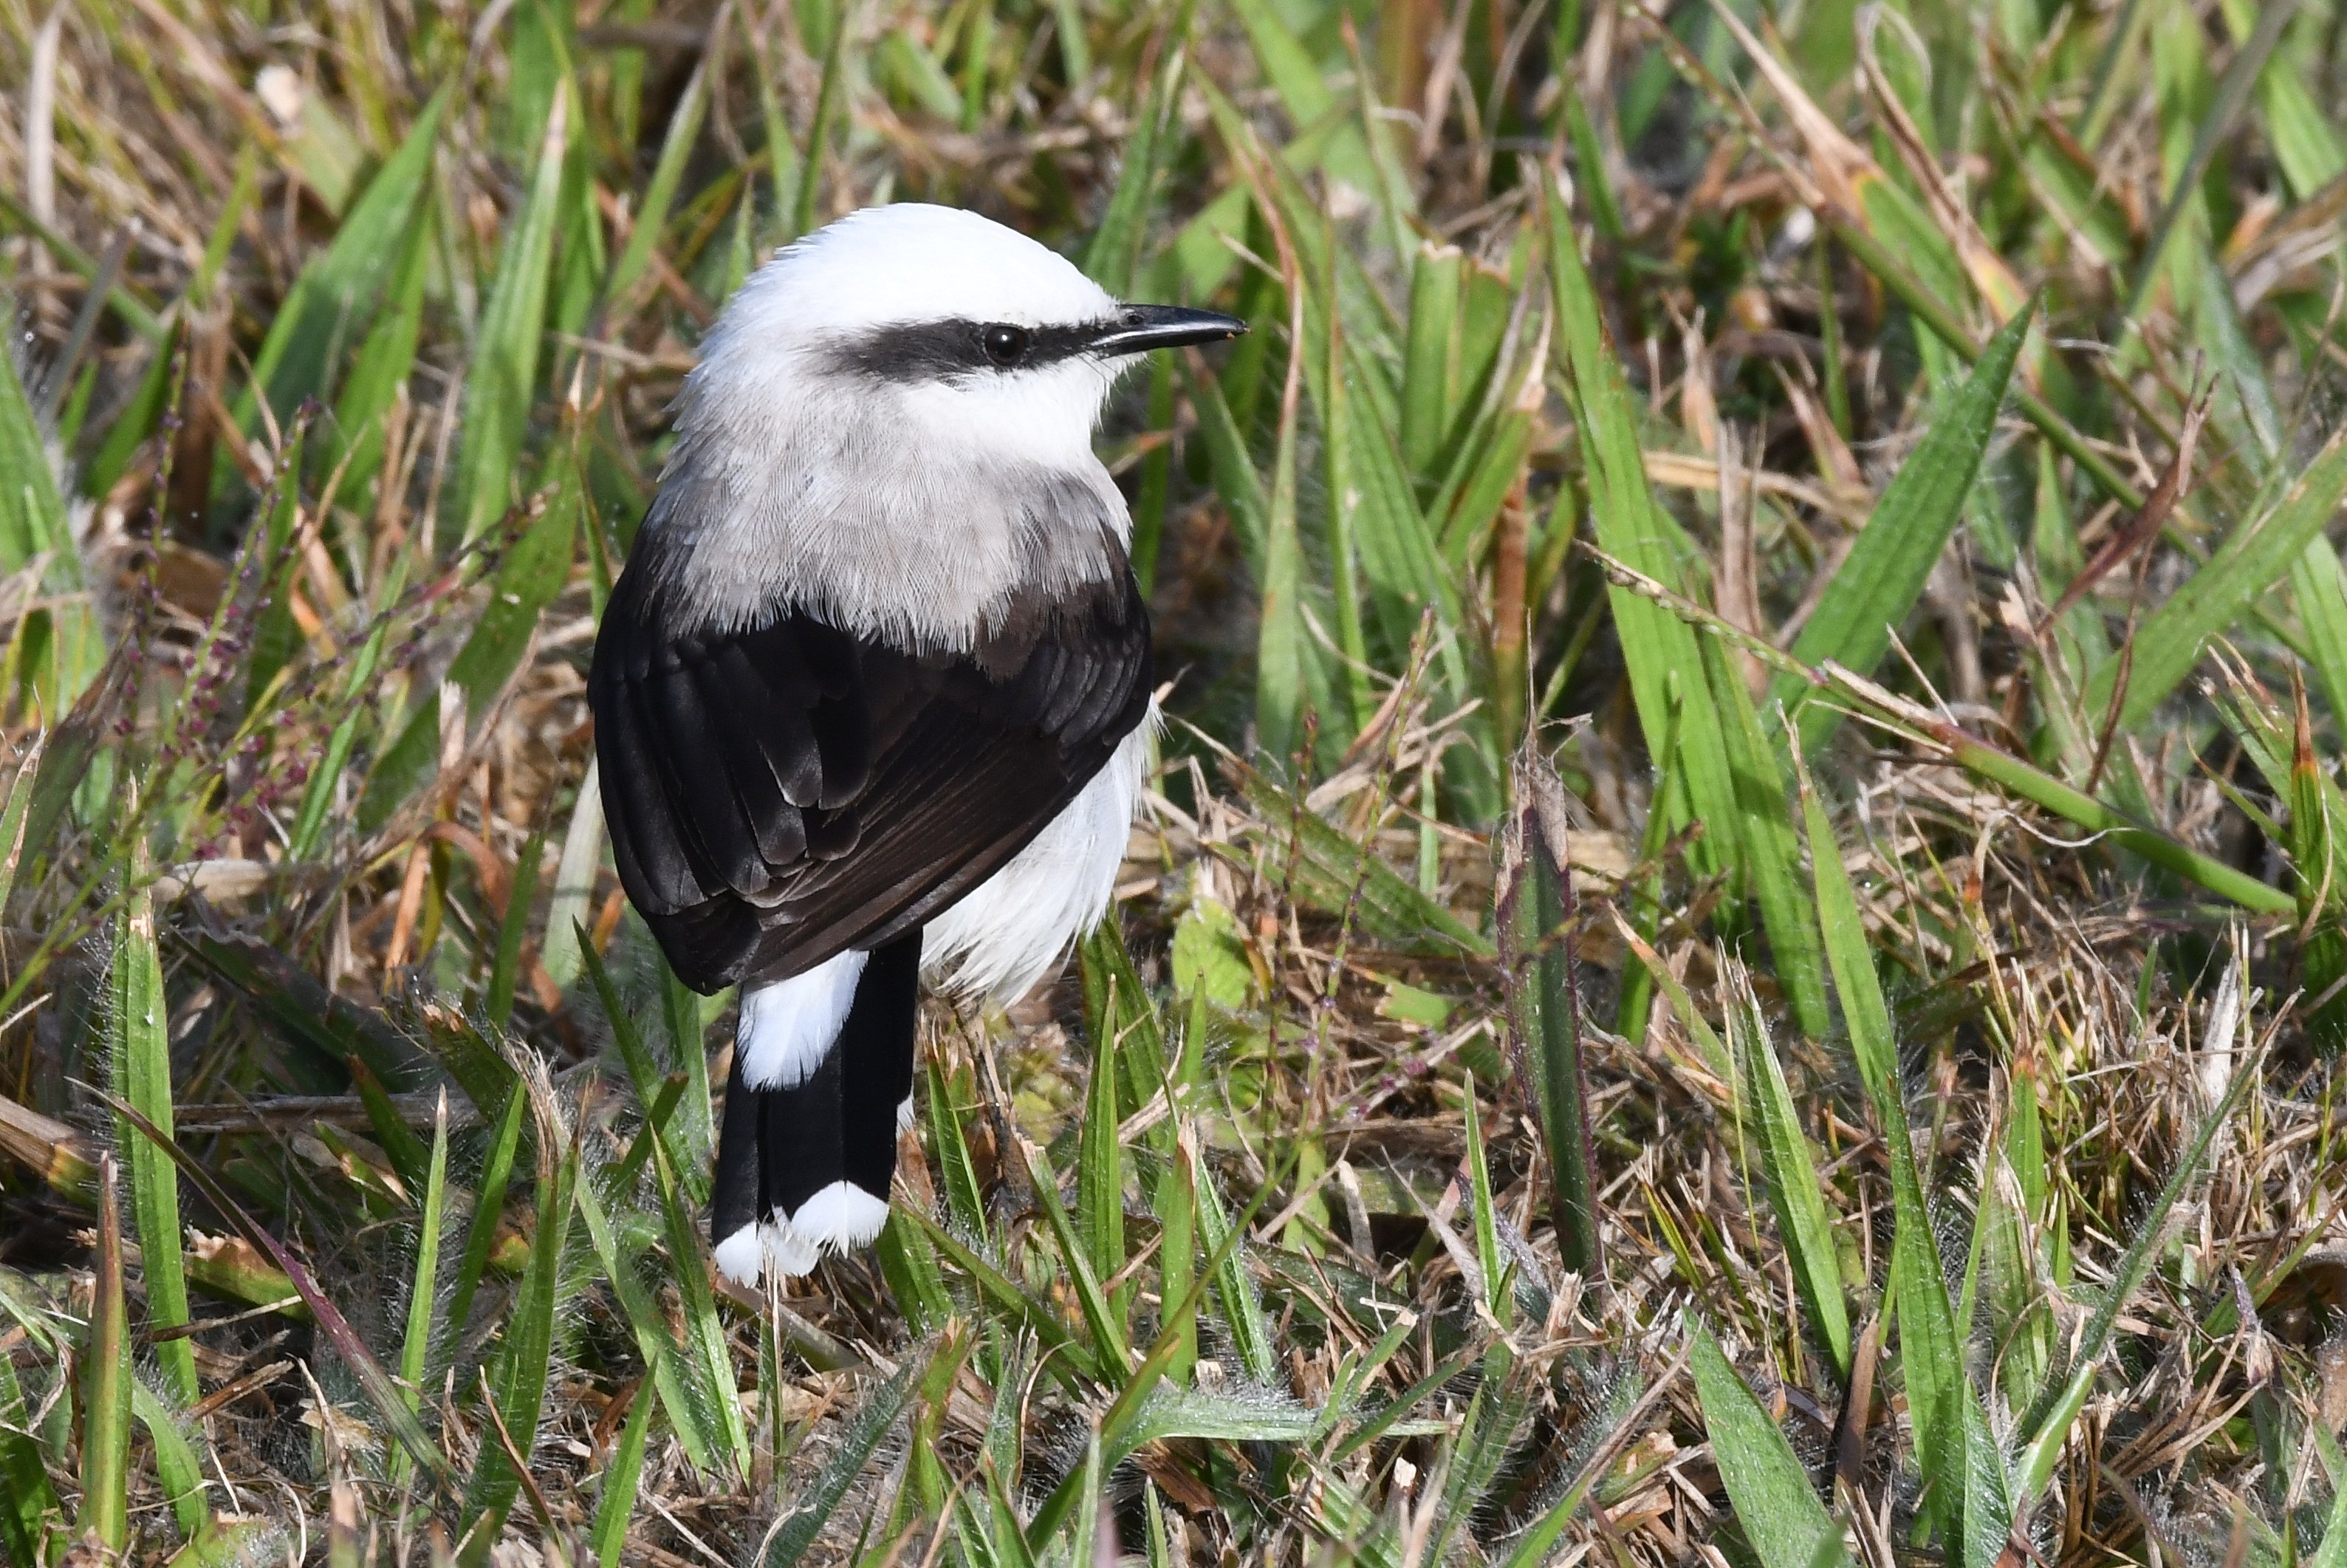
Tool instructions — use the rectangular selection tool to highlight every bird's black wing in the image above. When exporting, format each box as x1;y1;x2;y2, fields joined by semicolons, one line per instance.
589;555;1151;994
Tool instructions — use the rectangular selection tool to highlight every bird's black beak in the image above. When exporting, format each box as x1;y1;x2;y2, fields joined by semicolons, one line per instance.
1090;304;1249;357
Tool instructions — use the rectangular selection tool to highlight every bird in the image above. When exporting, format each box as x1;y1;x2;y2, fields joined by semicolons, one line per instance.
586;202;1244;1287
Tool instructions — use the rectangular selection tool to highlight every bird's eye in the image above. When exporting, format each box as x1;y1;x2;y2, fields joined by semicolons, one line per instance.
980;324;1031;368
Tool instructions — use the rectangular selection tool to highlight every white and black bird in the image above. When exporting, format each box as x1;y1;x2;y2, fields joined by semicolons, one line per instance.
588;203;1244;1287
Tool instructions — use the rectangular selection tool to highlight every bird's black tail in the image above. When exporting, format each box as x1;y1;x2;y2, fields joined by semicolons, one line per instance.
710;932;920;1284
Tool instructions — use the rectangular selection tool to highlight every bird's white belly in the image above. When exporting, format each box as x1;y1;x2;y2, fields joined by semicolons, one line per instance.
922;719;1150;1004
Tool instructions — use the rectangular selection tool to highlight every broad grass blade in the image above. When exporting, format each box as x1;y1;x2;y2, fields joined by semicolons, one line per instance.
765;1349;928;1568
1022;1143;1131;1368
1077;968;1129;1312
453;82;569;548
112;878;199;1406
1688;1325;1852;1568
79;1156;131;1552
606;56;710;308
1078;918;1168;1126
129;1377;208;1537
463;1112;578;1532
1501;756;1599;1276
1703;635;1829;1038
1255;312;1315;766
1772;303;2031;750
1546;182;1740;883
484;827;547;1030
239;86;449;433
1793;746;1974;1544
2083;428;2347;730
0;1338;59;1565
439;1068;528;1356
592;1369;657;1568
540;758;603;989
1721;960;1851;1376
392;1092;450;1485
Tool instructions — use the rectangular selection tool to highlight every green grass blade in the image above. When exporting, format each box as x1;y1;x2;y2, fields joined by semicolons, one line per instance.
392;1092;450;1485
363;458;579;829
484;828;547;1030
1505;759;1601;1276
1083;48;1183;296
1772;303;2032;749
1182;355;1270;571
1255;318;1313;766
0;1337;59;1566
577;937;749;1470
1194;1145;1277;1384
1402;243;1462;480
765;1349;927;1568
570;1164;719;1472
1792;743;1967;1536
2307;1422;2347;1568
654;955;715;1199
1231;764;1492;955
439;1080;528;1366
244;422;309;709
1023;1142;1131;1368
79;1157;131;1552
1546;182;1740;882
464;1117;578;1533
539;761;604;990
240;86;449;432
1077;973;1129;1313
789;11;846;243
1722;963;1851;1377
1704;633;1829;1038
130;1376;208;1537
897;1205;1105;1384
2293;538;2347;729
1689;1325;1852;1568
454;81;569;547
606;56;710;307
1078;918;1168;1126
112;880;199;1407
1461;1072;1508;1323
592;1369;658;1568
2083;428;2347;731
289;600;401;860
324;203;433;507
0;309;94;704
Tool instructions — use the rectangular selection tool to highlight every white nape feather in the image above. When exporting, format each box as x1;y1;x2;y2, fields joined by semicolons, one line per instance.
925;718;1151;1004
737;951;866;1089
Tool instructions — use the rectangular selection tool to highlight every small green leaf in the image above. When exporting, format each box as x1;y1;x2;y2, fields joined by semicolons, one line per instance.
1688;1325;1851;1568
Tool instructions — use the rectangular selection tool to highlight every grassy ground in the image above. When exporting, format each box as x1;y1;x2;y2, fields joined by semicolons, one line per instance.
2;0;2347;1561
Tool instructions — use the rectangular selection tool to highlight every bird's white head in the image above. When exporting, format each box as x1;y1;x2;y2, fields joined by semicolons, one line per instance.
645;204;1243;648
690;203;1241;472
